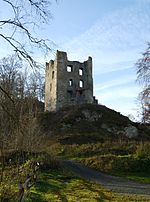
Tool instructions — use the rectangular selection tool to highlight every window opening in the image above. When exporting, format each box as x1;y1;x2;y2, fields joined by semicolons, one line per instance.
79;90;83;95
68;90;73;99
79;68;83;76
67;65;73;72
79;80;84;88
52;71;54;79
69;79;73;87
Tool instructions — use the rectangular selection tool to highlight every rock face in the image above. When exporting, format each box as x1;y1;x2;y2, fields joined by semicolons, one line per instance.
37;104;145;140
124;125;138;138
82;110;102;122
101;123;139;139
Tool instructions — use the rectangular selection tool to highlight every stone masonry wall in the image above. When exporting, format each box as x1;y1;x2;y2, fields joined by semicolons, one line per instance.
45;50;94;111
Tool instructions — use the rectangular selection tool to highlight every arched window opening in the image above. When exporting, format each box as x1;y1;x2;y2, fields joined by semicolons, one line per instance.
52;71;54;79
69;79;73;87
67;65;73;72
79;68;83;76
79;80;84;88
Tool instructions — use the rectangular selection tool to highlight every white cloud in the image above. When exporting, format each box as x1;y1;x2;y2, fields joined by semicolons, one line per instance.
93;60;136;75
60;2;150;80
104;102;139;119
95;86;141;102
59;2;150;117
95;75;136;91
94;84;142;118
63;3;150;56
96;94;139;118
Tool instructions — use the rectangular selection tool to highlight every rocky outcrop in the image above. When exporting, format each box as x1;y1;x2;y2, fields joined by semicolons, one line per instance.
100;123;139;139
124;125;138;138
81;109;102;122
37;104;148;140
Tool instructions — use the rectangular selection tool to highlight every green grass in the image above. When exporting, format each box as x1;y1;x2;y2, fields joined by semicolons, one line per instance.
24;104;150;200
46;138;150;185
26;168;150;202
2;165;149;201
27;169;108;201
118;172;150;184
75;155;150;185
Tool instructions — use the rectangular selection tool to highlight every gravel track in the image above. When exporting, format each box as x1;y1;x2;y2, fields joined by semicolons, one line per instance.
63;160;150;199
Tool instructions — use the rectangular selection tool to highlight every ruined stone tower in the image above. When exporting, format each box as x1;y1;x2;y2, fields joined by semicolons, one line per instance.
45;50;95;111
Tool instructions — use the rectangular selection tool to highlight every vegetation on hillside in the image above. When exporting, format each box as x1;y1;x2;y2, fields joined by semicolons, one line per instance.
46;136;150;182
2;150;150;202
37;104;150;138
39;104;150;185
1;101;150;201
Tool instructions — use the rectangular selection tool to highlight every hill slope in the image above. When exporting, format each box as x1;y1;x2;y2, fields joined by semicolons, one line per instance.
36;104;150;184
37;104;149;143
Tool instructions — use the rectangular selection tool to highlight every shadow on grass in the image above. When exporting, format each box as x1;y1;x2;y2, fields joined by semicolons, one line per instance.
31;171;69;201
35;180;62;193
83;181;111;201
27;170;110;202
26;192;43;202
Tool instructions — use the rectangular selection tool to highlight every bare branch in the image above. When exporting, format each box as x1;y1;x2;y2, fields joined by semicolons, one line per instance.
0;85;14;103
136;42;150;123
0;0;56;67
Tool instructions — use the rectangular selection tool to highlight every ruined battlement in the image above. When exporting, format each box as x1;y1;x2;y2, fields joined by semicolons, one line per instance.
45;50;97;111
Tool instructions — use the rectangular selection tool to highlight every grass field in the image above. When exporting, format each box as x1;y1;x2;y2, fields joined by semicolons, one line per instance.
46;135;150;185
26;168;150;202
1;151;150;202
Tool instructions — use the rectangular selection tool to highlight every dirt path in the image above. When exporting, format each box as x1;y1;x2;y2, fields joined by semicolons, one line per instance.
63;160;150;198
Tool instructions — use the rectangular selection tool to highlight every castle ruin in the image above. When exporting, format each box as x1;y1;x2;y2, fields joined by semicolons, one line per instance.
45;50;97;111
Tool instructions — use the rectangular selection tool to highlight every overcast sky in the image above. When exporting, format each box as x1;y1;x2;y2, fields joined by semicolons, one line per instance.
1;0;150;119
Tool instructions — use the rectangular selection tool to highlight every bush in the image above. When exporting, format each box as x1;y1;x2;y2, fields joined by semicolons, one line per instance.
135;143;150;160
37;153;61;170
80;154;150;173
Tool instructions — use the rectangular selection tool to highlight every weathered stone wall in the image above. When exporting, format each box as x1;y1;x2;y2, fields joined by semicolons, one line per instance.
45;50;94;111
45;59;57;111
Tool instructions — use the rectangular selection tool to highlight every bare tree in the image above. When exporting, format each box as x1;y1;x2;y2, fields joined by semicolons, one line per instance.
0;55;45;150
0;0;56;67
0;55;45;201
136;43;150;123
0;0;55;199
